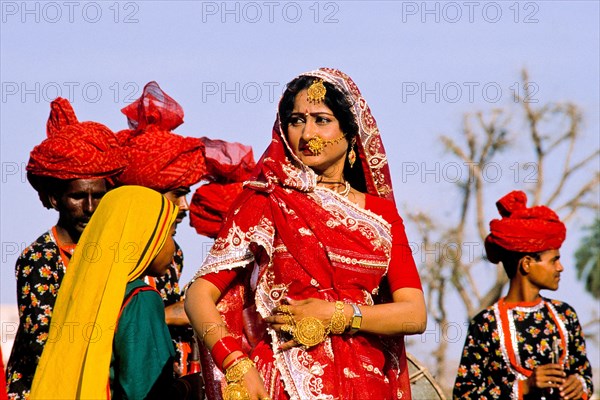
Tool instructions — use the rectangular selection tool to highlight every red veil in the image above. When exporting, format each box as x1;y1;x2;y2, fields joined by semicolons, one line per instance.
194;68;411;399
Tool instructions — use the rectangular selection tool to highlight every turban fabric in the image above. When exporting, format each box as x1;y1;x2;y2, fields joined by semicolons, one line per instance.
485;190;566;263
189;138;256;238
116;81;256;238
26;97;126;206
27;98;125;180
116;81;206;192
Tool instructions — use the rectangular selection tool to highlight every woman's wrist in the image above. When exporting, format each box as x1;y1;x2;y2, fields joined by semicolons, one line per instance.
347;303;363;334
223;351;246;370
211;336;243;370
329;301;347;334
222;356;255;400
225;356;255;383
328;301;363;335
344;303;353;330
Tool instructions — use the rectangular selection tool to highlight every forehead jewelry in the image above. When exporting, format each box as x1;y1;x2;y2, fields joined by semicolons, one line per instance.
307;134;346;155
307;79;326;104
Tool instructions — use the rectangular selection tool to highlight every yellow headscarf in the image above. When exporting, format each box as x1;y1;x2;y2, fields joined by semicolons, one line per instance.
30;185;178;399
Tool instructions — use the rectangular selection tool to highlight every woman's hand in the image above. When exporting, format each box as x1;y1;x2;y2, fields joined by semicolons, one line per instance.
238;365;270;400
264;297;342;350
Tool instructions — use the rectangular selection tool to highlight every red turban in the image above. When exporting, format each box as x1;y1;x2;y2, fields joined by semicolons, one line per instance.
190;138;256;238
116;81;206;192
27;98;125;181
485;190;566;263
190;182;246;238
26;98;126;207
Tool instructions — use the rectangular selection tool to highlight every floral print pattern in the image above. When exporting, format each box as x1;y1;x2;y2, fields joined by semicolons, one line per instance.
454;297;593;399
6;230;69;400
6;234;194;400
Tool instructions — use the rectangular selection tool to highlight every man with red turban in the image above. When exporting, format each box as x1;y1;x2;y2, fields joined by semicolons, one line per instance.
115;81;255;378
6;98;126;399
454;191;593;399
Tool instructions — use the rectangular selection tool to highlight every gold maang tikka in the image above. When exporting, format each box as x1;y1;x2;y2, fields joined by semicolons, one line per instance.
307;79;326;104
306;78;343;155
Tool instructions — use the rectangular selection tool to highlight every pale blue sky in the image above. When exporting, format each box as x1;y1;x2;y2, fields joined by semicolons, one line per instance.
1;0;598;384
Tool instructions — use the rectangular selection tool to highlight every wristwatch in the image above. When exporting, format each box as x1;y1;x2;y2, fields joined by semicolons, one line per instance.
348;303;362;335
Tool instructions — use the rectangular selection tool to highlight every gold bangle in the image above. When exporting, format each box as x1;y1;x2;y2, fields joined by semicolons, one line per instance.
225;357;255;383
223;381;250;400
329;301;347;335
293;317;328;348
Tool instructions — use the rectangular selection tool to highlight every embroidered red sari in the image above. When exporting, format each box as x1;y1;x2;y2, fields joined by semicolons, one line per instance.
194;68;413;400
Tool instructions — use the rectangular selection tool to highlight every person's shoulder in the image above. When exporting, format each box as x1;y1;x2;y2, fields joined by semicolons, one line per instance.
120;282;165;322
125;280;162;302
118;281;165;333
364;194;400;223
471;303;498;324
18;229;58;260
545;297;580;319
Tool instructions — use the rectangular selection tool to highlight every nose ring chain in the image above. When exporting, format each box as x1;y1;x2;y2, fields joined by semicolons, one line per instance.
306;134;346;155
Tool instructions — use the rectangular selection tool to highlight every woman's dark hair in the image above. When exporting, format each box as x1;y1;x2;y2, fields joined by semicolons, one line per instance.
487;242;542;279
279;76;367;192
279;76;358;139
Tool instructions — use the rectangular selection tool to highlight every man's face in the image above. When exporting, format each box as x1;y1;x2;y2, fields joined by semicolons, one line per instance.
525;249;564;291
49;179;108;241
163;187;190;234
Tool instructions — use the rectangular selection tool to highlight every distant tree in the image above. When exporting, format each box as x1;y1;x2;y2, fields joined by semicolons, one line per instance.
574;217;600;299
407;70;599;392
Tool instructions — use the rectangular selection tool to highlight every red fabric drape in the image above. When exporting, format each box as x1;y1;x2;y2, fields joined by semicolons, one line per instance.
195;68;413;399
189;138;256;238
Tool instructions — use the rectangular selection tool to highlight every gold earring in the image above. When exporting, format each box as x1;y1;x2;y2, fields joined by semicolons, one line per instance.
348;137;357;168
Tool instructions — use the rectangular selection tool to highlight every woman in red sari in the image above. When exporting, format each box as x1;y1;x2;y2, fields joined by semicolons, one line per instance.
185;68;426;400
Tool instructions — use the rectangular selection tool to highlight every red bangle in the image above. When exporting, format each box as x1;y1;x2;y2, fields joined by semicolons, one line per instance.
211;336;243;370
223;353;247;371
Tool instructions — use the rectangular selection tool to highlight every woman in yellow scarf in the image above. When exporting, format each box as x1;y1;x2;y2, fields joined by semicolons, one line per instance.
30;185;178;399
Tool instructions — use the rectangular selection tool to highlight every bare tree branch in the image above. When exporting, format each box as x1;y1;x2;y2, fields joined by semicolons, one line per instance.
408;69;599;391
557;174;600;221
547;149;600;206
521;69;546;204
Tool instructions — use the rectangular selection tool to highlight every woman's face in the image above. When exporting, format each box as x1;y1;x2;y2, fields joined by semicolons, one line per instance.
286;89;348;176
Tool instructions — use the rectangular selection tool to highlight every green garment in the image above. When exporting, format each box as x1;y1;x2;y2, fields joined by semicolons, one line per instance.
110;279;175;399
